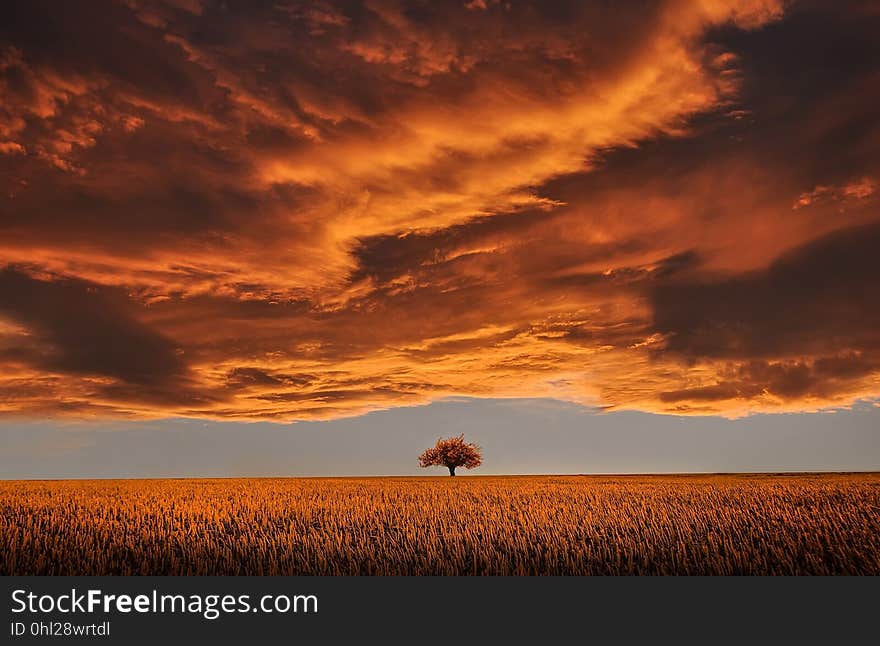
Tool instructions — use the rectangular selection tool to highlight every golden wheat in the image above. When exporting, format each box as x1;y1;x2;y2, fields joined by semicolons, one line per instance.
1;474;878;575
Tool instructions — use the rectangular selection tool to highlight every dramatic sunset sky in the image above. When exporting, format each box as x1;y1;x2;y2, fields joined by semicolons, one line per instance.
1;0;878;476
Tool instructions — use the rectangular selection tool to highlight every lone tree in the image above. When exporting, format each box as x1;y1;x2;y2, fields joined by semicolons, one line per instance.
418;434;482;476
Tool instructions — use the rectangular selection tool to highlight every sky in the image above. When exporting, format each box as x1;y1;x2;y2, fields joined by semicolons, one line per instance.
0;0;878;476
2;398;879;479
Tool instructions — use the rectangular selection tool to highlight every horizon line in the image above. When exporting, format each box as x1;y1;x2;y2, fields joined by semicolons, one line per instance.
3;470;879;483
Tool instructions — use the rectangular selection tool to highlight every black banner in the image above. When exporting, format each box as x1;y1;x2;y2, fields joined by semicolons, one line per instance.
2;577;876;644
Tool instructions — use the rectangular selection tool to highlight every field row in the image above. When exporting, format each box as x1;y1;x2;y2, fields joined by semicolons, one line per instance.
2;474;878;575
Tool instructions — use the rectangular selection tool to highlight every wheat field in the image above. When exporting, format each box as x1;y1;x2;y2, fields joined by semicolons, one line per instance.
1;474;878;575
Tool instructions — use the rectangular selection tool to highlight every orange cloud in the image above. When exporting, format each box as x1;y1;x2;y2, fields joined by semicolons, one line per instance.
793;177;877;210
0;0;878;421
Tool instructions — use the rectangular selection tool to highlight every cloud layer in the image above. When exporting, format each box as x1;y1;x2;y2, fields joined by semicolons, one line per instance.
1;0;878;420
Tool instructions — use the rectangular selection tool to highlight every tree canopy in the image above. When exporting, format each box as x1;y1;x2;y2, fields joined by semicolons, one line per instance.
418;435;482;476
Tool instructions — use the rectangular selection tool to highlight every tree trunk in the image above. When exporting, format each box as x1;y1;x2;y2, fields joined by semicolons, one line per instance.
448;465;456;476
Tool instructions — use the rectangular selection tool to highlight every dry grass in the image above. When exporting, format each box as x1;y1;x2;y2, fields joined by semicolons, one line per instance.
1;474;878;575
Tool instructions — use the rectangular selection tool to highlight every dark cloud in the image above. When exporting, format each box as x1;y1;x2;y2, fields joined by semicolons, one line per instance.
651;221;880;361
0;266;188;386
226;367;315;388
659;355;880;404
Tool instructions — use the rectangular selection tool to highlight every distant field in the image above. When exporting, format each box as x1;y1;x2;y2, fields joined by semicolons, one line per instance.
1;474;878;575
